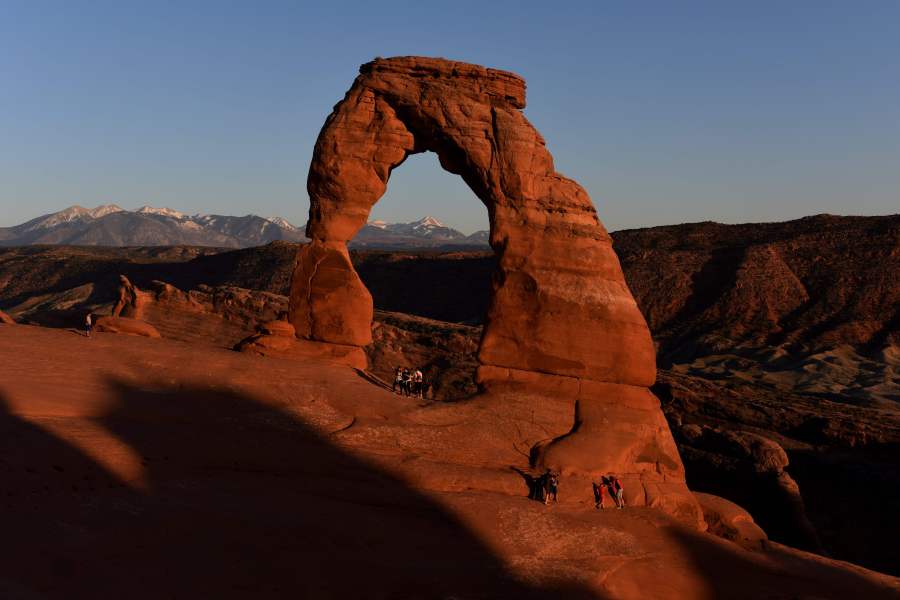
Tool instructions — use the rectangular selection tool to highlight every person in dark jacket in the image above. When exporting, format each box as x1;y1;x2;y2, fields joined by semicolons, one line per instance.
544;471;559;505
592;479;605;509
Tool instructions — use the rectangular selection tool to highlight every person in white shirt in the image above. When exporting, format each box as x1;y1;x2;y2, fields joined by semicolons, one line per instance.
414;369;424;397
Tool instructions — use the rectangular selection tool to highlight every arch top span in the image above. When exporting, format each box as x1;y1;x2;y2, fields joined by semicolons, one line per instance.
294;55;656;387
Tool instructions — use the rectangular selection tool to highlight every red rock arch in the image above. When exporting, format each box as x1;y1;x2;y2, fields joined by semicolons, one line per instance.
290;57;699;521
292;56;654;386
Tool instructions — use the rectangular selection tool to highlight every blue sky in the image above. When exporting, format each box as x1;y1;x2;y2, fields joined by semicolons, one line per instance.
1;1;898;233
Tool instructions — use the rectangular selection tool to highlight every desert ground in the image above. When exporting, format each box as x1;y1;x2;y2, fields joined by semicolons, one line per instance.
2;213;898;580
1;324;898;599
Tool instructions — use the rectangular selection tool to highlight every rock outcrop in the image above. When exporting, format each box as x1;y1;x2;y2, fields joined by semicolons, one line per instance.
289;56;696;520
112;274;149;319
694;492;768;550
295;56;655;384
88;275;159;339
94;316;161;338
235;319;367;369
674;422;821;552
0;309;14;325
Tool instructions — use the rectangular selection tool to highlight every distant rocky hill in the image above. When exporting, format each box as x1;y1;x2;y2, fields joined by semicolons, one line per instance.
0;205;489;249
2;214;896;354
613;214;900;363
0;205;306;248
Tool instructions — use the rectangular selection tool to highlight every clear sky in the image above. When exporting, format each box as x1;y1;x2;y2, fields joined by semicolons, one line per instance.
1;1;898;233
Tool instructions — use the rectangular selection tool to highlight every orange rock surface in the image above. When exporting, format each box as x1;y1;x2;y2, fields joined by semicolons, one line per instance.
0;309;14;325
94;316;161;338
1;325;897;599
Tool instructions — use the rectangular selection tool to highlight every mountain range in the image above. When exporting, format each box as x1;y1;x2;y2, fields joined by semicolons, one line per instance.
0;205;490;249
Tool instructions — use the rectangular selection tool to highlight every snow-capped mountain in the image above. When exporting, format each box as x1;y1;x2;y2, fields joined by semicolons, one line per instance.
0;205;306;248
136;205;186;219
17;204;125;233
360;216;464;240
267;216;299;232
352;216;488;248
464;230;490;245
0;206;490;249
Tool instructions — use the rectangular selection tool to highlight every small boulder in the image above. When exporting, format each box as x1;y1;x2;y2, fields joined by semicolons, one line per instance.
235;333;366;369
694;492;768;550
258;320;295;337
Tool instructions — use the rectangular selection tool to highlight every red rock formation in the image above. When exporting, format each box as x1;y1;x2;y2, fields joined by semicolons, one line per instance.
291;56;695;520
0;309;14;325
694;492;767;550
297;56;654;384
235;318;367;369
94;316;161;338
112;274;149;319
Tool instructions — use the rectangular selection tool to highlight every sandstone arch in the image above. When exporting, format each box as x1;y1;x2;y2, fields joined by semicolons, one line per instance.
291;56;699;521
295;56;655;384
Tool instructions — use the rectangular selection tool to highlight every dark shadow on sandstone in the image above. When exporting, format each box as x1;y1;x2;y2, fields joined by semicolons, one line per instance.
663;524;898;599
0;385;603;599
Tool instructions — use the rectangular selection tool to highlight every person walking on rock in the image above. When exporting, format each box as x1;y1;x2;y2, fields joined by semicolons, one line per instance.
544;470;559;505
604;476;618;508
414;369;424;397
610;475;625;509
401;368;412;397
84;313;93;338
533;471;548;502
592;480;605;509
392;367;403;394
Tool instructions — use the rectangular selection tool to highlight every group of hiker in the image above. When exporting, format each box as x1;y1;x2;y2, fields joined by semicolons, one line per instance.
528;469;560;505
527;470;626;509
392;366;429;398
592;475;626;509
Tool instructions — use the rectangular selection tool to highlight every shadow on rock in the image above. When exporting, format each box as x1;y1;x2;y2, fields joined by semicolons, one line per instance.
0;384;603;599
662;524;899;600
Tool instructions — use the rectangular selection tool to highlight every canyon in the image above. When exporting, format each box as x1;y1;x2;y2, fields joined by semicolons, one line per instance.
1;55;897;597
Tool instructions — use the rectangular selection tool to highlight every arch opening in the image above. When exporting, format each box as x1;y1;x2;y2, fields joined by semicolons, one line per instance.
353;150;494;400
367;150;490;245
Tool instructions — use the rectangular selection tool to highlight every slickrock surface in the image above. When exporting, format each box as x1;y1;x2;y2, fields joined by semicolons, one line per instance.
93;316;161;338
693;492;768;551
1;325;898;599
290;56;692;515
